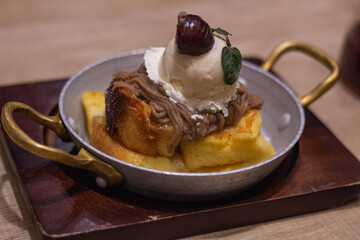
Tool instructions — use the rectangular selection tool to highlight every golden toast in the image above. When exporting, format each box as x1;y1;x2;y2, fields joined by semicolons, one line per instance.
90;116;187;172
180;110;275;170
105;82;175;157
82;91;275;172
82;91;106;135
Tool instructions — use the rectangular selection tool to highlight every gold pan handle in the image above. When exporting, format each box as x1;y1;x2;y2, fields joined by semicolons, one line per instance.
262;40;340;107
1;101;124;187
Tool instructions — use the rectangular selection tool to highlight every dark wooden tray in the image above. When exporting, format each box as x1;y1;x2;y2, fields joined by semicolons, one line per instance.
0;60;359;240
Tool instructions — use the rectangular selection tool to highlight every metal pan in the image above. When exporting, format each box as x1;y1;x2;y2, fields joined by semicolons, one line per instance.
1;41;339;201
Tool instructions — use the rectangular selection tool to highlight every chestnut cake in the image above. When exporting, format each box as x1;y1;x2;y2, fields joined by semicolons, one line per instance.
84;12;275;172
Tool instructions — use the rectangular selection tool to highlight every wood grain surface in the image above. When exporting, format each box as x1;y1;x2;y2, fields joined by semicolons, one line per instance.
0;0;359;239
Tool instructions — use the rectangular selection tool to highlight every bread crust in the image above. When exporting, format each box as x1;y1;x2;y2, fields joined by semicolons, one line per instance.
106;80;175;157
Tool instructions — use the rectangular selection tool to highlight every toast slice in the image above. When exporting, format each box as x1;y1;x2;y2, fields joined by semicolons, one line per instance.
82;91;275;172
180;109;275;171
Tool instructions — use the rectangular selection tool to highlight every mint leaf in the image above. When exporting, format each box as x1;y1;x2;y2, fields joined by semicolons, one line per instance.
212;27;241;85
212;28;231;36
221;47;242;85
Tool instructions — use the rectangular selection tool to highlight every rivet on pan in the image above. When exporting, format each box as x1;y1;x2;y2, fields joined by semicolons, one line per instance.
96;176;108;188
278;112;291;131
68;116;79;134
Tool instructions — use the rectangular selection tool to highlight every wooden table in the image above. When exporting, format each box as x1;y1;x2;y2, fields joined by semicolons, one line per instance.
0;0;359;239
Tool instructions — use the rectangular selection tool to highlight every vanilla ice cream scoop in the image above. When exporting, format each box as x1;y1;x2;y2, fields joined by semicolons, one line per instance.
144;12;240;116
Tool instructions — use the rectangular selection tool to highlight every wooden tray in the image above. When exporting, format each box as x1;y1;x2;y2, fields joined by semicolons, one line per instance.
0;59;359;240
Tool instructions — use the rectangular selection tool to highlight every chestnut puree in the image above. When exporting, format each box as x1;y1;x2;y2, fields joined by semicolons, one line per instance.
106;12;264;156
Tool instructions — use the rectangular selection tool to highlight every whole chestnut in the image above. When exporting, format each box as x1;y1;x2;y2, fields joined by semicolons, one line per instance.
176;11;214;56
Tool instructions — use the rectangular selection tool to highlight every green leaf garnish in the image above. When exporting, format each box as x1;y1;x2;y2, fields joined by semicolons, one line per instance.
211;28;231;36
212;27;242;85
222;47;242;85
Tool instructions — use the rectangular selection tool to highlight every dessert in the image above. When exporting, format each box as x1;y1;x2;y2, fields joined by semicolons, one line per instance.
83;12;275;172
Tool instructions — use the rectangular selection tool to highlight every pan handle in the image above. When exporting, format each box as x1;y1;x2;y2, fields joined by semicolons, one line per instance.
1;101;124;187
261;40;339;107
